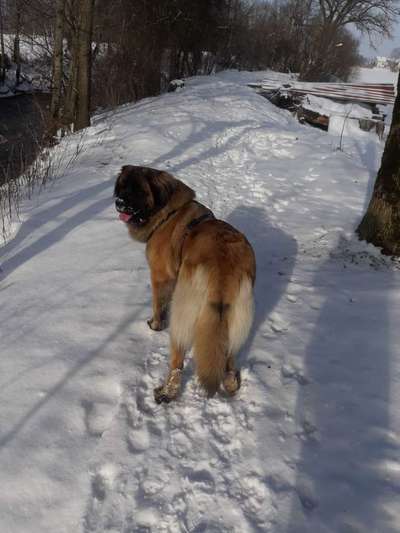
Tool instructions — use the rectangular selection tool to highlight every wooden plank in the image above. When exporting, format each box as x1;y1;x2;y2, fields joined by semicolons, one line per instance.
256;79;395;104
288;90;393;105
259;85;393;101
260;79;395;91
258;79;395;98
260;83;395;97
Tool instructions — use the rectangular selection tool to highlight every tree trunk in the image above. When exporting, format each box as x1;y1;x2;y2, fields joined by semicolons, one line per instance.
63;0;94;131
74;0;95;131
50;0;66;122
64;26;79;128
14;2;22;86
357;72;400;256
0;1;6;84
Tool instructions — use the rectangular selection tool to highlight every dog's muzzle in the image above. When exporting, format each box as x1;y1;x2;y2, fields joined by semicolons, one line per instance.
115;198;148;226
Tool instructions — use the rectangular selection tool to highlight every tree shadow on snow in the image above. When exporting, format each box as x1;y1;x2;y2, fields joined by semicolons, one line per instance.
0;305;143;449
226;205;298;370
286;237;393;532
150;118;256;176
0;178;113;282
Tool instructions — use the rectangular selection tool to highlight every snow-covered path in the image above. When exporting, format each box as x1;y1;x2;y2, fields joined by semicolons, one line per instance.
1;71;400;533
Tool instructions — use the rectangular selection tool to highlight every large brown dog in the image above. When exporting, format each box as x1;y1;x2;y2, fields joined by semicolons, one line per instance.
114;165;256;403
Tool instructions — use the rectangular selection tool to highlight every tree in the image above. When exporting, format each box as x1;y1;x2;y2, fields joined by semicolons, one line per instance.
357;72;400;255
50;0;65;122
13;0;22;86
74;0;95;130
62;0;95;131
0;0;6;84
301;0;400;80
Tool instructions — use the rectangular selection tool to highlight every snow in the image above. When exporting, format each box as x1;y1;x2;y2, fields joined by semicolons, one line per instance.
351;67;398;126
353;67;398;85
1;70;400;533
302;94;373;119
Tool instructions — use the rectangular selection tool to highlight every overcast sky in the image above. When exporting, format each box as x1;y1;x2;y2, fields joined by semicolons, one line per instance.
357;20;400;58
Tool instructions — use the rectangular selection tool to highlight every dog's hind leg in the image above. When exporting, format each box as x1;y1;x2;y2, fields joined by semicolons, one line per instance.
154;268;205;403
222;354;241;395
222;276;254;396
154;339;185;404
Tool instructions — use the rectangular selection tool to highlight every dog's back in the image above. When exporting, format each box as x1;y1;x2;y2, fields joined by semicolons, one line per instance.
170;219;256;395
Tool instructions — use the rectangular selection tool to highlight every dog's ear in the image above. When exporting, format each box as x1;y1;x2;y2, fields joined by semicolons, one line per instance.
147;171;178;209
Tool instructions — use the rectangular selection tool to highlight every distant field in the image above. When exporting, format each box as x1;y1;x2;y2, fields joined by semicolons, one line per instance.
353;67;398;85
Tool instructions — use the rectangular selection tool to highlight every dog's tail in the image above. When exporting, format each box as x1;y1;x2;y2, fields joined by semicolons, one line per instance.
170;266;254;396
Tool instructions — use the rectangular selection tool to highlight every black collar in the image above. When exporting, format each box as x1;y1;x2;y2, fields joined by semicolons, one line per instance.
185;211;214;232
146;200;214;245
178;207;215;266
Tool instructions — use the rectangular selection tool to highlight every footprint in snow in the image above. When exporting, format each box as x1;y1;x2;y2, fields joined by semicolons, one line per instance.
185;493;246;533
206;401;238;445
127;426;150;453
227;474;275;526
91;463;119;501
297;477;318;511
281;363;310;385
296;417;319;443
167;429;193;459
124;382;166;453
183;467;216;495
85;463;127;532
269;313;289;334
141;473;168;497
81;378;121;437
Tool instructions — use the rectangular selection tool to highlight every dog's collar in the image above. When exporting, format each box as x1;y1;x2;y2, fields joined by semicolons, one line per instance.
185;211;214;232
146;200;214;247
178;206;215;265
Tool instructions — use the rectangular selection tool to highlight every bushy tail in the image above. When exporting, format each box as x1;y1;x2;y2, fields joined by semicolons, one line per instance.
193;301;229;396
170;266;254;396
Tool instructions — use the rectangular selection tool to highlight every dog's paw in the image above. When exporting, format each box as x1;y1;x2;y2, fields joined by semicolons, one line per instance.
222;370;241;396
154;369;182;404
147;317;167;331
154;386;173;404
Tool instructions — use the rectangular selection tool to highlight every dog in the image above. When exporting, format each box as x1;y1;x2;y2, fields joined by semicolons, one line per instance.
114;165;256;403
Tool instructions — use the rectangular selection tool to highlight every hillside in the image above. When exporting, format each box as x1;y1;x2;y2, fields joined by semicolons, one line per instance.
1;70;400;533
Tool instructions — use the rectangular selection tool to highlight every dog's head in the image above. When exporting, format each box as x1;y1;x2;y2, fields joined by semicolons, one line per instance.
114;165;190;241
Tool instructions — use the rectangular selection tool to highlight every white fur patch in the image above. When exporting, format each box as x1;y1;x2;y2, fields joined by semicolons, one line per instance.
170;267;254;356
227;277;254;354
170;268;209;350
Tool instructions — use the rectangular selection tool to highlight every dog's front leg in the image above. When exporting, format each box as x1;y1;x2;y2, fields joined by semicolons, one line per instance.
148;273;175;331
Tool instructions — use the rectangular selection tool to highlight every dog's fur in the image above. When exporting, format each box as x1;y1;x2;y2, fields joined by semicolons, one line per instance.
114;165;256;402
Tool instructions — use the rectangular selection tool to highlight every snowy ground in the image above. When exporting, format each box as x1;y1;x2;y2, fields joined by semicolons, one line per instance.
353;67;398;84
1;70;400;533
352;67;398;126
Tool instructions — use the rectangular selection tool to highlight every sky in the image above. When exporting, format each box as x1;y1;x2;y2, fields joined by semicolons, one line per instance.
357;20;400;58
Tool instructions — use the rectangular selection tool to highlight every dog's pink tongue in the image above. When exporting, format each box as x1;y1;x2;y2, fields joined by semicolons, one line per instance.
119;213;132;223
